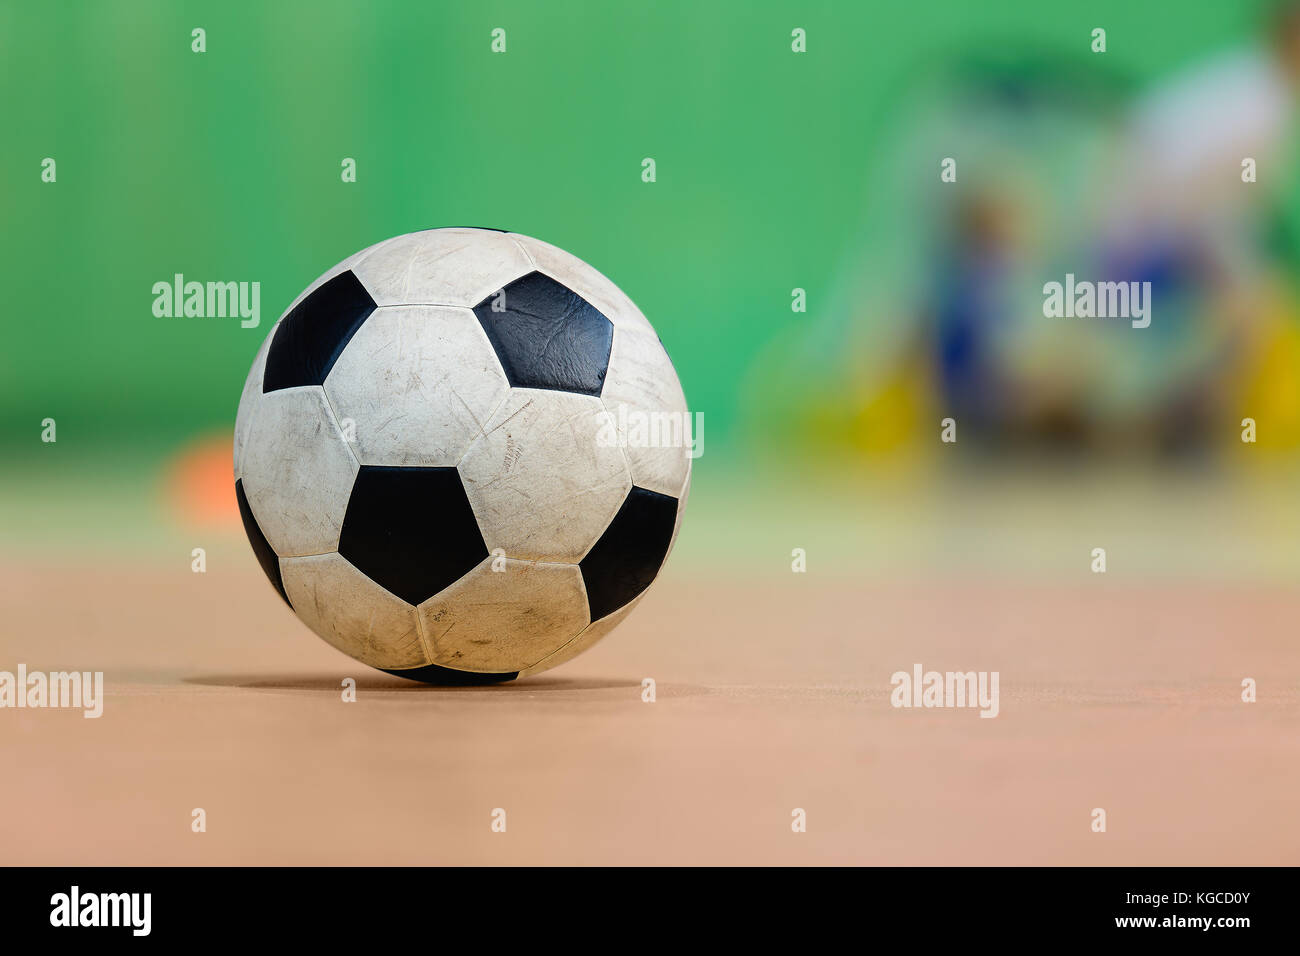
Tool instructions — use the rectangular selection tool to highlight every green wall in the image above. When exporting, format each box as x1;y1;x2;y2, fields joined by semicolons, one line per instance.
0;0;1271;452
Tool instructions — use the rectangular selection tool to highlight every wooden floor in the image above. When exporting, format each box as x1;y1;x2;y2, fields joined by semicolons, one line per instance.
3;556;1297;865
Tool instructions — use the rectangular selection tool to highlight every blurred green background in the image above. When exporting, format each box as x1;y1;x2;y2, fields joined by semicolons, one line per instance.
3;0;1287;445
3;0;1299;577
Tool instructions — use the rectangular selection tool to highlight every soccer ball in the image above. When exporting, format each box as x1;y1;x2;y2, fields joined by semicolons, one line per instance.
233;228;690;683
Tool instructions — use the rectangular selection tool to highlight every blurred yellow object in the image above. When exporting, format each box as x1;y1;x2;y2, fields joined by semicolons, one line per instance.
758;346;933;463
846;351;933;456
1236;293;1300;450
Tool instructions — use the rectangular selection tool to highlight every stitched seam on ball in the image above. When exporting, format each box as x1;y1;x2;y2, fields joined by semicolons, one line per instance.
412;606;436;666
508;236;538;269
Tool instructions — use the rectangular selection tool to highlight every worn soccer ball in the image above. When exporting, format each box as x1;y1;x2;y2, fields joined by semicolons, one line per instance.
233;228;690;683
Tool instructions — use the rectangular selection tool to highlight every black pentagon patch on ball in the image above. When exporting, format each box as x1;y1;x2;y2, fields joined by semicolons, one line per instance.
473;271;614;396
338;466;488;606
379;663;519;685
263;270;377;392
235;479;291;607
580;486;678;621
